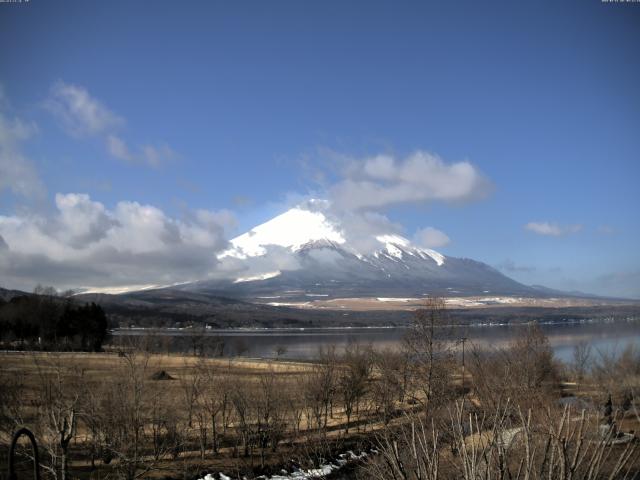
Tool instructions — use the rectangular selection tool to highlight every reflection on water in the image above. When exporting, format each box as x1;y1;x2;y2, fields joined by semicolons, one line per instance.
114;320;640;362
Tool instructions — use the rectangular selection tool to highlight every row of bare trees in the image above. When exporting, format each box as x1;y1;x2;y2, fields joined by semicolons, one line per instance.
369;400;639;480
0;341;413;479
364;299;640;479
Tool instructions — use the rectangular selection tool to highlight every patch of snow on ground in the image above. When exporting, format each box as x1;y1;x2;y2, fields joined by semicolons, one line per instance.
199;451;369;480
267;302;311;307
78;282;190;295
445;298;483;307
234;271;281;283
377;297;417;302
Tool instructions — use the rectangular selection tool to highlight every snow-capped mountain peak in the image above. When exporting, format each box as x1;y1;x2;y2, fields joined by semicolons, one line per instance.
78;206;536;299
375;234;445;266
219;206;446;267
219;207;346;259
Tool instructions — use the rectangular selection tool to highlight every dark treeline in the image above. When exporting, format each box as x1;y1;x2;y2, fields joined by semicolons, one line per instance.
0;286;108;351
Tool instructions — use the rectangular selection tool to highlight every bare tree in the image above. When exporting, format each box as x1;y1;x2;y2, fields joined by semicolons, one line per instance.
404;297;455;410
179;358;201;428
511;323;557;390
274;345;288;359
96;340;161;480
367;400;639;480
371;348;405;425
255;367;286;467
24;354;84;480
229;377;252;457
338;343;370;433
197;360;229;455
303;346;337;432
0;367;26;444
572;340;593;382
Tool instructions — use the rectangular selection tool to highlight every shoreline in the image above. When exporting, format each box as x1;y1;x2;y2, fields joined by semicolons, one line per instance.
110;316;640;335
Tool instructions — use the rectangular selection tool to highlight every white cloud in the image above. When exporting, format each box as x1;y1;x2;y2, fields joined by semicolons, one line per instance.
413;227;451;248
106;134;132;160
341;211;403;254
329;151;491;211
496;258;536;273
0;193;234;290
46;81;123;136
524;221;583;237
597;225;615;235
47;81;175;168
0;102;45;199
107;134;177;167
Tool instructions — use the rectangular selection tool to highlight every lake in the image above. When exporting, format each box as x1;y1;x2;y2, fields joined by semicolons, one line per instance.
113;319;640;363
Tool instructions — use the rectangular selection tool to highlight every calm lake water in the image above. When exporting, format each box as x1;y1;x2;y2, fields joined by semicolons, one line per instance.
114;319;640;363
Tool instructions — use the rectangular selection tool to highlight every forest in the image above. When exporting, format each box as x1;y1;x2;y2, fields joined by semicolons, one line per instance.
0;287;108;352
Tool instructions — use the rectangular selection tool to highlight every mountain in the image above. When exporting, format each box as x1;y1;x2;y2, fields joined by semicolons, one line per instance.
177;206;538;300
0;287;30;302
60;205;640;327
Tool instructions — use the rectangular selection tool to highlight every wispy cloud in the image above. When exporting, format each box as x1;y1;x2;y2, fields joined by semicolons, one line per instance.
0;92;46;199
413;227;451;249
328;151;492;211
497;258;536;273
107;134;177;168
597;225;615;235
46;81;176;168
524;221;583;237
46;81;123;137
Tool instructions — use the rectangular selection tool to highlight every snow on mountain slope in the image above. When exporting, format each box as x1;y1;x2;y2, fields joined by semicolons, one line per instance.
69;203;536;299
71;206;564;299
219;206;446;268
191;204;538;298
219;208;346;259
375;234;445;266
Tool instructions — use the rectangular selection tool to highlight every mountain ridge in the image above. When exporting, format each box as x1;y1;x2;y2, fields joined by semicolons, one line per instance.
189;205;538;299
75;204;605;300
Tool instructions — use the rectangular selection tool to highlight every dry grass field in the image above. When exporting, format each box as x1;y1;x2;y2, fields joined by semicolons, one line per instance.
0;349;401;480
2;320;639;480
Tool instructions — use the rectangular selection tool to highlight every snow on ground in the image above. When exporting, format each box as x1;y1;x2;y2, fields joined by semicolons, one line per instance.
198;451;369;480
445;296;526;307
234;271;281;283
267;302;312;308
376;297;416;302
77;281;191;295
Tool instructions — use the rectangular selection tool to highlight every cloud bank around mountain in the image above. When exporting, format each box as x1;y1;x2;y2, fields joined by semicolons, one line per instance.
413;227;451;249
0;192;234;291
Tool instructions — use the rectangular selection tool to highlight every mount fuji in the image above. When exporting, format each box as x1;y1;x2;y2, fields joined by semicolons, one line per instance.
174;204;538;301
73;205;630;328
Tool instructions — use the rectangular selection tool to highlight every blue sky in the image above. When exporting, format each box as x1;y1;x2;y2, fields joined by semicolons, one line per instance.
0;0;639;297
